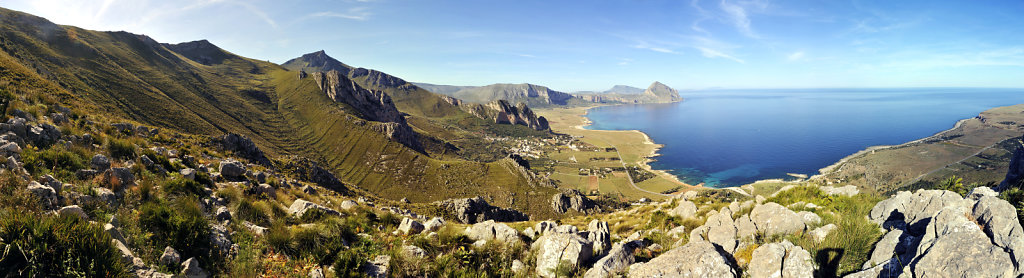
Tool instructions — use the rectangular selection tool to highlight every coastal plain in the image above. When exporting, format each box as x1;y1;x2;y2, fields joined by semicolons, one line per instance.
536;106;699;200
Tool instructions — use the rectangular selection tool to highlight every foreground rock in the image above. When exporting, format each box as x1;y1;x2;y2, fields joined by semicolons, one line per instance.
464;220;521;245
747;240;813;278
288;199;340;217
583;240;643;278
855;187;1024;277
750;202;805;236
627;240;737;277
533;233;594;278
435;196;528;224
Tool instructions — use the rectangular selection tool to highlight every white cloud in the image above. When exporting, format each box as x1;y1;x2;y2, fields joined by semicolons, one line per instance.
787;51;804;61
697;47;745;63
618;58;634;66
719;0;757;38
309;7;372;21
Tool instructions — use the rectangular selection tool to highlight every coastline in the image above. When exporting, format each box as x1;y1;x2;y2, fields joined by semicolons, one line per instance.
574;104;697;190
815;117;972;177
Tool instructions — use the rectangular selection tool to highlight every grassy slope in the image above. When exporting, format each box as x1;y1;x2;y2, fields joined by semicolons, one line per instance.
0;8;558;218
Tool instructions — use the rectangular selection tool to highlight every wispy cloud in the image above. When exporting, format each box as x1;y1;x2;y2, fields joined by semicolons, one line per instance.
697;47;745;63
308;7;372;21
787;51;804;61
719;0;756;38
618;58;634;66
631;40;678;54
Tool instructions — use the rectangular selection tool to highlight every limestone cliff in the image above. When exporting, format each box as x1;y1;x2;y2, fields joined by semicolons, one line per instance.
572;81;682;104
458;100;550;131
310;70;422;151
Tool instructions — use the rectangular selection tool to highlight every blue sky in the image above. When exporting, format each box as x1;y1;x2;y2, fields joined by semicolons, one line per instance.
4;0;1024;91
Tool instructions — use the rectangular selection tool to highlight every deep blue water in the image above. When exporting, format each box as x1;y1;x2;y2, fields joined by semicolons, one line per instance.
584;88;1024;188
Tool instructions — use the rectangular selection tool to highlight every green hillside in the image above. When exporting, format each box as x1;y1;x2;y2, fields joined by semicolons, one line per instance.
0;7;559;218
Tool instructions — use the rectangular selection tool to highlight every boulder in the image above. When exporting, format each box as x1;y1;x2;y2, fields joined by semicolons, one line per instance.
704;209;738;253
627;240;737;277
243;221;269;236
361;255;390;278
750;202;805;237
27;181;58;209
511;259;527;275
551;189;599;214
868;190;963;235
91;154;111;171
424;217;446;232
397;218;424;235
215;206;231;222
864;229;904;269
735;214;757;240
903;206;1016;277
971;195;1024;269
100;167;135;190
209;224;234;256
181;257;209;278
535;220;558;236
587;220;611;255
669;200;698;219
218;160;246;179
217;134;272;166
160;246;181;266
533;233;594;278
747;240;813;278
464;220;521;245
584;240;644;278
435;196;528;224
340;200;358;210
810;223;837;243
288;199;341;217
796;211;822;227
309;267;325;278
93;187;116;206
57;205;88;220
255;183;276;198
180;168;196;180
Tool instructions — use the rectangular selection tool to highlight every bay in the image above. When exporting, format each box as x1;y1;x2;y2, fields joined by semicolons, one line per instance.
583;88;1024;188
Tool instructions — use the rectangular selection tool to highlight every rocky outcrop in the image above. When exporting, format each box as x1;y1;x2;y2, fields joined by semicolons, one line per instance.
999;139;1024;190
750;202;805;236
820;185;859;196
668;199;698;219
643;81;682;102
627;240;737;277
435;196;528;224
532;233;594;278
218;160;246;180
460;100;550;131
216;133;271;166
853;187;1024;277
748;240;814;278
464;220;521;245
551;189;599;214
448;83;573;106
288;199;340;217
583;240;644;278
280;157;349;194
572;81;682;104
311;70;422;151
397;218;424;235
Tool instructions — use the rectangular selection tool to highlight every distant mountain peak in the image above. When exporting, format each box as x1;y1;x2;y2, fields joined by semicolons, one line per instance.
283;50;350;74
643;81;681;101
162;39;234;65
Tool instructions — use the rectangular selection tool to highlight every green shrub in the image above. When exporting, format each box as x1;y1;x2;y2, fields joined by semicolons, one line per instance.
333;248;369;278
0;211;129;277
236;198;271;226
138;199;211;266
20;146;88;180
163;178;205;197
107;139;136;160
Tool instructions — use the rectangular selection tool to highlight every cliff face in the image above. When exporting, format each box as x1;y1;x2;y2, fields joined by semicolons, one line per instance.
310;70;422;151
450;83;574;106
572;81;682;104
460;100;549;131
643;81;682;102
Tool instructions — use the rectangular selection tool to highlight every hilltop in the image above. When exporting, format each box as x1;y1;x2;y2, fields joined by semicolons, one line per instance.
574;81;683;104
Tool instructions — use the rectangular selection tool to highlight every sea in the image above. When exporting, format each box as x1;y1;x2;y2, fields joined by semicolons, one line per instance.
583;88;1024;188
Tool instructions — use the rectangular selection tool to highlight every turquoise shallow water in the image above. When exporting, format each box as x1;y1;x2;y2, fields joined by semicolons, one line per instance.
583;88;1024;188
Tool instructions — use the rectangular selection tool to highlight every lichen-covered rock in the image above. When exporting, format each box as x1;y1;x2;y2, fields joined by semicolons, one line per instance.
160;246;181;266
627;240;737;277
424;217;446;232
361;255;390;278
583;240;643;278
747;240;813;278
868;190;964;235
532;233;593;278
551;189;599;214
669;200;698;219
735;214;757;240
397;218;424;235
27;181;58;209
810;223;837;243
218;160;246;179
181;257;209;278
57;205;88;219
904;206;1016;277
91;154;111;171
340;200;357;210
464;220;521;245
587;220;611;255
435;196;528;224
288;199;340;217
750;202;804;236
704;210;738;253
